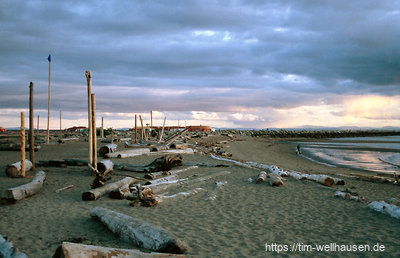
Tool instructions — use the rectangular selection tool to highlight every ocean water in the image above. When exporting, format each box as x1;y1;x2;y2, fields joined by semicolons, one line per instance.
298;136;400;175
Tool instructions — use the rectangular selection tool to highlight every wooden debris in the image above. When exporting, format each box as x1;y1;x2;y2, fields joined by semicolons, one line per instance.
53;242;184;258
82;177;138;201
90;207;188;253
116;154;183;173
105;148;150;158
0;234;28;258
57;137;79;143
2;171;46;203
55;185;74;193
6;160;33;178
334;190;364;202
130;187;159;207
144;171;171;180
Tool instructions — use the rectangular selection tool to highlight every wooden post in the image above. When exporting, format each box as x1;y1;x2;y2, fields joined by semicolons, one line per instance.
101;117;104;138
29;82;35;170
139;115;144;141
111;128;114;144
85;71;93;167
158;117;166;143
91;93;97;170
21;112;26;177
36;114;39;137
46;55;51;144
59;110;62;131
135;114;137;143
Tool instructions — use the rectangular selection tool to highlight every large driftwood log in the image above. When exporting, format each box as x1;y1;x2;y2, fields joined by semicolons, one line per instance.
6;160;33;178
169;143;188;150
105;148;150;158
82;177;138;201
3;171;46;203
99;143;117;157
97;160;114;174
109;183;132;199
54;242;184;258
0;143;40;152
90;207;188;254
57;137;79;143
145;165;199;180
0;234;28;258
368;201;400;219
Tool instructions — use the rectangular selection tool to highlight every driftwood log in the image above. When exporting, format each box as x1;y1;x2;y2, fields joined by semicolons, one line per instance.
105;148;150;158
2;171;46;203
116;154;183;173
256;171;267;183
169;143;188;149
90;160;114;188
0;143;40;152
0;234;28;258
268;173;283;186
368;201;400;219
57;137;79;143
82;177;138;201
54;242;184;258
109;183;133;200
144;165;198;180
99;143;117;157
6;160;33;178
90;207;188;254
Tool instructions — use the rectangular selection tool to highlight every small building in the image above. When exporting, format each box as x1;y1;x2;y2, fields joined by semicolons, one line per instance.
187;125;213;132
0;126;6;132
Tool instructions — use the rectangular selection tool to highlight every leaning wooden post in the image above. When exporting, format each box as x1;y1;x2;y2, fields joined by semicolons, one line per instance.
101;117;104;138
150;110;153;134
21;112;26;177
158;117;166;143
91;93;97;170
29;82;35;170
135;114;137;143
85;71;93;167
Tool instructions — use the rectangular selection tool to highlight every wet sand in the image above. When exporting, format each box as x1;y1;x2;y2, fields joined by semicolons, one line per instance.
1;134;400;257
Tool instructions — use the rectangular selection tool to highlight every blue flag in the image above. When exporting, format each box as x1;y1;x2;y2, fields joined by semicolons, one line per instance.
48;54;51;62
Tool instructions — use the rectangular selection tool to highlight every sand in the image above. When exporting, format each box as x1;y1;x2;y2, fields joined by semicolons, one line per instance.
1;134;400;257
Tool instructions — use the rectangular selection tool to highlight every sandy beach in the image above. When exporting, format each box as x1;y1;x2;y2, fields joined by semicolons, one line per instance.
1;133;400;257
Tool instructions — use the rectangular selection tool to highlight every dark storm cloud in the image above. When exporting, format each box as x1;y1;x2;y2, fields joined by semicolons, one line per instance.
1;0;400;121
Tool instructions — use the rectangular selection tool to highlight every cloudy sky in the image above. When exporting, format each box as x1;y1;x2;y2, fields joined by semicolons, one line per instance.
1;0;400;129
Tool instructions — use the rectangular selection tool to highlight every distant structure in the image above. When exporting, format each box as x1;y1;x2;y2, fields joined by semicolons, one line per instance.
67;126;87;132
0;126;6;132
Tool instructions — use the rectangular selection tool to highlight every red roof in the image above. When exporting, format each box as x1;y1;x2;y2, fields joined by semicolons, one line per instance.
0;127;6;132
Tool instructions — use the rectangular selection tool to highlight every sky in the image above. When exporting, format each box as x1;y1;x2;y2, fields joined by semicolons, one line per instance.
1;0;400;129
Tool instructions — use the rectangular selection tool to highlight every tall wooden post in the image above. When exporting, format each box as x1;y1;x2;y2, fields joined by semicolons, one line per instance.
46;55;51;144
135;114;137;143
111;128;114;144
85;71;93;167
91;93;97;170
101;117;104;138
150;110;153;132
29;82;35;170
59;110;62;131
21;112;26;177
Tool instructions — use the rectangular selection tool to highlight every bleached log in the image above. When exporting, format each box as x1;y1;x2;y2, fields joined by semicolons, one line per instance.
334;191;364;202
368;201;400;219
156;188;205;203
99;143;117;157
157;148;195;155
210;154;254;169
307;174;335;187
90;207;188;253
54;242;184;258
124;142;141;148
148;170;231;194
267;165;288;177
109;183;132;199
97;160;113;175
268;173;283;186
5;160;33;178
3;171;45;202
256;171;267;183
82;177;138;201
118;155;183;173
144;165;198;180
105;148;150;158
57;137;79;143
0;234;28;258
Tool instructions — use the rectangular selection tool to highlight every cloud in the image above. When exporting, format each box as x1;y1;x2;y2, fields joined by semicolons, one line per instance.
1;0;400;129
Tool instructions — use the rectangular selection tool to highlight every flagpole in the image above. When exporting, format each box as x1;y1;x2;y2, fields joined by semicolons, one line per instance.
46;54;51;144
